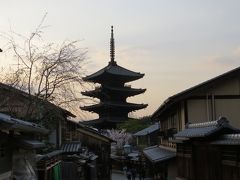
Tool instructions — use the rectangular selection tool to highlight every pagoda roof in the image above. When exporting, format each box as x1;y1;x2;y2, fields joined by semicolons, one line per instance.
82;85;146;98
83;61;144;83
80;116;130;129
81;117;127;124
80;101;147;112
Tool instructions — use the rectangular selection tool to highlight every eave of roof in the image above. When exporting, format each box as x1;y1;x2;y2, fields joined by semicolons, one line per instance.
17;139;45;149
81;102;148;112
211;133;240;145
83;62;144;82
134;123;160;136
80;117;127;124
0;113;49;134
77;123;115;143
152;66;240;119
40;150;63;160
143;145;176;163
82;86;146;98
174;117;239;139
61;141;81;153
0;82;75;118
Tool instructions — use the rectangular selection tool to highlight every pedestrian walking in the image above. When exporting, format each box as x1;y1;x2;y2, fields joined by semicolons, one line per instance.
131;168;136;180
123;166;127;175
142;169;145;180
126;169;132;180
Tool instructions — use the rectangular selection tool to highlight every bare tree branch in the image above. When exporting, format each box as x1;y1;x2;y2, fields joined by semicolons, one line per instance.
0;17;91;118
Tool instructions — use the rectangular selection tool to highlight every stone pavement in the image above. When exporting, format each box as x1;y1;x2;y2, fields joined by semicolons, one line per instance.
111;170;153;180
112;171;127;180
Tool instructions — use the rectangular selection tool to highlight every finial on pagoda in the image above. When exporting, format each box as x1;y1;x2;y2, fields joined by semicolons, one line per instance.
110;26;115;64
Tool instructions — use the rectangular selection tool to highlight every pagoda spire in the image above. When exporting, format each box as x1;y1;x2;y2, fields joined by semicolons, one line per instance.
110;26;115;64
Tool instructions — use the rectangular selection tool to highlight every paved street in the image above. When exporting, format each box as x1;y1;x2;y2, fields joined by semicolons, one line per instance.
112;171;127;180
112;171;153;180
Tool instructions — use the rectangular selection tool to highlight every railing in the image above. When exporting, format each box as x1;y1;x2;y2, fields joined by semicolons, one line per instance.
160;138;176;149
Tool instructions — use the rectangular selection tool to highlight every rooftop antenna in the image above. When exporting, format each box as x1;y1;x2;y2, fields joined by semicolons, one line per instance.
110;26;115;64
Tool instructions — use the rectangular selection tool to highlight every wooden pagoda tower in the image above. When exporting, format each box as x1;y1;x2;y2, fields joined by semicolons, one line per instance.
81;26;148;129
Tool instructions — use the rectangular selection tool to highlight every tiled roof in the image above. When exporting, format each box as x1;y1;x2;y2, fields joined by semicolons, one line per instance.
82;86;146;98
81;101;147;111
80;117;124;125
83;62;144;82
134;123;160;136
77;122;115;143
41;150;63;160
0;83;75;118
61;142;81;153
0;113;49;134
211;134;240;145
18;139;45;149
174;117;237;138
143;145;176;163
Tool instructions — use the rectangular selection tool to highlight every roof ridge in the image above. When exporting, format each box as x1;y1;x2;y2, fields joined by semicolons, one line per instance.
221;133;240;140
186;116;228;129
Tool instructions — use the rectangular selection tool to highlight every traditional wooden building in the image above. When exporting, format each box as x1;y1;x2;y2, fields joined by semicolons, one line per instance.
0;82;75;148
134;123;160;147
174;117;240;180
150;66;240;179
0;113;48;180
61;141;98;180
61;118;83;143
143;145;176;180
37;150;62;180
81;26;147;129
152;66;240;149
77;123;114;180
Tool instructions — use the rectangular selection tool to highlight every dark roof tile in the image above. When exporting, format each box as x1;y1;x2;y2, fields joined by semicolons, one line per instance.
174;117;238;138
61;141;82;153
134;123;160;136
211;134;240;145
83;63;144;82
0;113;49;134
143;145;176;163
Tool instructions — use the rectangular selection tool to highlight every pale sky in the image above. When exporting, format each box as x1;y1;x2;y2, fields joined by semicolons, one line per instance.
1;0;240;119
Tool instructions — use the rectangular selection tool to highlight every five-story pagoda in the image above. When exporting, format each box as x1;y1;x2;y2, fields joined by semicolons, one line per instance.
81;26;148;129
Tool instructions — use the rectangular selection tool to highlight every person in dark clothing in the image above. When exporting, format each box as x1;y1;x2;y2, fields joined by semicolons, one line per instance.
139;168;145;180
127;169;132;180
131;168;137;180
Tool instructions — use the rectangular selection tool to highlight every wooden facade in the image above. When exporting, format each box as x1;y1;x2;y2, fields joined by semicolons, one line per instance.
0;113;47;179
175;118;240;180
143;145;176;180
37;150;62;180
134;123;160;147
150;67;240;179
77;124;114;180
0;82;75;149
152;66;240;149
